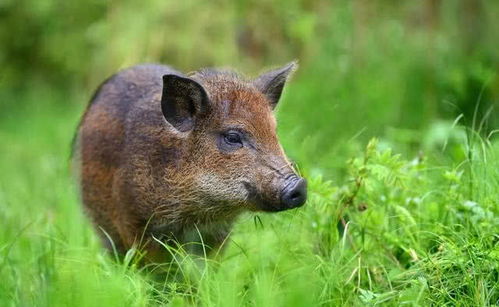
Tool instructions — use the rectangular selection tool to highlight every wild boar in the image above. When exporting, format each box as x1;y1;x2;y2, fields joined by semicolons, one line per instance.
73;62;306;261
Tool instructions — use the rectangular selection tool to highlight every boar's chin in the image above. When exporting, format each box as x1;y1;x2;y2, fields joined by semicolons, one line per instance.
255;202;291;212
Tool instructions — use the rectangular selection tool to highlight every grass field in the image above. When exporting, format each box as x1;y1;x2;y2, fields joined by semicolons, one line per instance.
1;1;499;306
1;85;498;306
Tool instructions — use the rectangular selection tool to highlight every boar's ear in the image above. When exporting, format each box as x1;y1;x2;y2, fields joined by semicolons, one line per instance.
161;75;210;132
254;61;297;109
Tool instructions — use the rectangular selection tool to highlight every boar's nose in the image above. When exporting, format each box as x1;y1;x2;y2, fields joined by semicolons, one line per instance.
280;177;307;209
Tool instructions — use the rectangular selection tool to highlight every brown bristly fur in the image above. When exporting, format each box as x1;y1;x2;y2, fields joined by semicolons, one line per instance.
74;63;302;262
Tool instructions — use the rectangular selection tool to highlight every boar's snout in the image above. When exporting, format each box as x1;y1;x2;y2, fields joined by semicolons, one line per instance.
280;176;307;209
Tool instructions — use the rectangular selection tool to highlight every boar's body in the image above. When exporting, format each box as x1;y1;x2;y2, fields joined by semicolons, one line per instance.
75;63;306;260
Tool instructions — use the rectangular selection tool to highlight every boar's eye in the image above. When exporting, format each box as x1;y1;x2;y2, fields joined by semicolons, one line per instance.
218;130;244;152
224;132;242;145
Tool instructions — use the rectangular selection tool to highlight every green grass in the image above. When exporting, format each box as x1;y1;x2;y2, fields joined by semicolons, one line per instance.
0;88;497;306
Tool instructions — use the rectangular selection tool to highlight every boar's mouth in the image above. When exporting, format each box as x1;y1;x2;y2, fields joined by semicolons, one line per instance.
243;182;297;212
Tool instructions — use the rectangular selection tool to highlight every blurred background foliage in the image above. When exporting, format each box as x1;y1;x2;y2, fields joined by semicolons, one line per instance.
0;0;498;174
